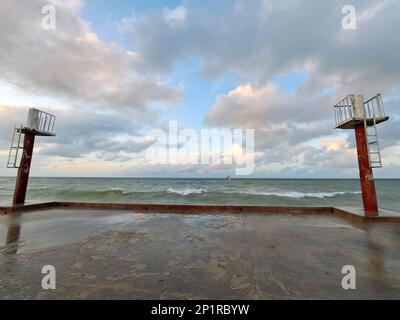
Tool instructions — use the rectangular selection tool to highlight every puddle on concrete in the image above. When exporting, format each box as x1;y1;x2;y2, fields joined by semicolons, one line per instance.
0;209;244;254
0;209;151;254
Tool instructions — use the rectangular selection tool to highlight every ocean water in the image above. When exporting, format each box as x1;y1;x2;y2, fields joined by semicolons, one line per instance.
0;177;399;212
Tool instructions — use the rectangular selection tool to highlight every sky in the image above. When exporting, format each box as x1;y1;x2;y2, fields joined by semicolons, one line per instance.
0;0;399;178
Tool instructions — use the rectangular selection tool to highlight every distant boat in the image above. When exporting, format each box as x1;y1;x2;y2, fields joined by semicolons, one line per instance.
225;176;231;181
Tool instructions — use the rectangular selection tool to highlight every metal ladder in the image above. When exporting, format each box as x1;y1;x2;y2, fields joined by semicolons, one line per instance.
364;109;382;169
7;126;24;168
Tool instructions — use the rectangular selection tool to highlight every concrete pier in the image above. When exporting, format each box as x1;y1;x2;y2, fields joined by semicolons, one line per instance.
1;206;399;299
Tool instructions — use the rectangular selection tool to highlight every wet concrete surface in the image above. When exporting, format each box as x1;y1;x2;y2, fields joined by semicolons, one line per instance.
0;208;399;299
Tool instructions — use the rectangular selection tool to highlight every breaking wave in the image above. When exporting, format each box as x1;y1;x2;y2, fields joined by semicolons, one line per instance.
234;190;362;199
0;177;397;210
167;188;208;196
26;186;361;200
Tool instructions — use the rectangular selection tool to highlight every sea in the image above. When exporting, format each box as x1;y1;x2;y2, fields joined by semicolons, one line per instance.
0;177;399;212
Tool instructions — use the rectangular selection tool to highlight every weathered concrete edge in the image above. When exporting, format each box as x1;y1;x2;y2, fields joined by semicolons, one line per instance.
1;202;399;223
58;202;333;215
333;207;400;223
1;202;332;215
0;202;58;214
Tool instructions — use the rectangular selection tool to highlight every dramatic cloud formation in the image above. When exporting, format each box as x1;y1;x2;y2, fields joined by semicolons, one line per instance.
0;0;182;115
113;0;399;176
205;83;333;128
0;0;399;177
129;0;400;94
0;104;152;155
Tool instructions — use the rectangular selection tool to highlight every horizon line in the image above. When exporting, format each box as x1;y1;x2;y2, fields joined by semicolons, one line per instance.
1;176;400;180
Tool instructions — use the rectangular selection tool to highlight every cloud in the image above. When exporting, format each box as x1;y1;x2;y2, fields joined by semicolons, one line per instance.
0;104;154;163
205;83;334;128
204;81;338;152
1;0;399;177
48;0;84;13
0;0;182;115
127;0;400;96
0;105;28;147
163;6;187;26
204;81;400;173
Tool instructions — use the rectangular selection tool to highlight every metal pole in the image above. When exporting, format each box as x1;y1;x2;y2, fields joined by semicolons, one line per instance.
354;123;379;216
12;132;35;205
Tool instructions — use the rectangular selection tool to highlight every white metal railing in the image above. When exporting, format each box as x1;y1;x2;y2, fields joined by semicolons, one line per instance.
334;95;354;126
363;94;386;119
36;109;56;134
334;94;386;127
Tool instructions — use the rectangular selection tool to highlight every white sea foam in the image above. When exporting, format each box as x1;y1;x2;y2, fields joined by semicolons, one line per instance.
167;188;207;196
110;187;125;191
233;190;361;199
166;188;359;198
